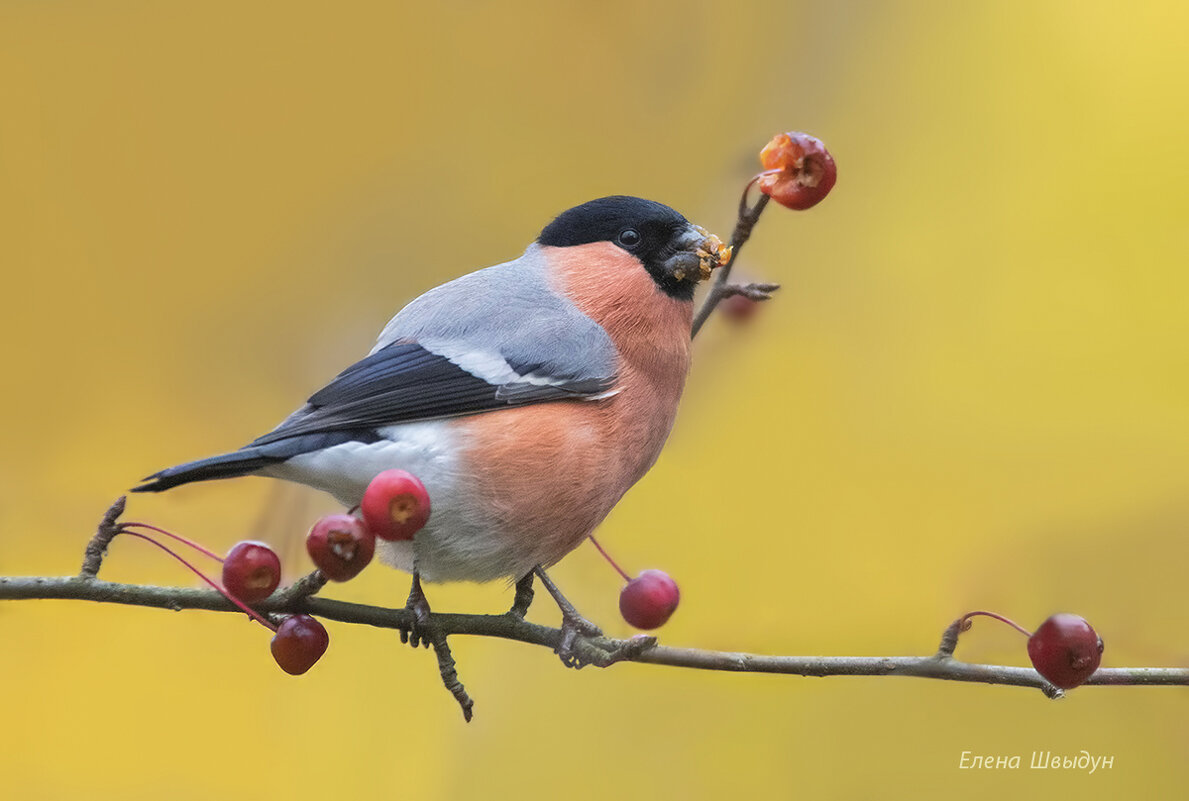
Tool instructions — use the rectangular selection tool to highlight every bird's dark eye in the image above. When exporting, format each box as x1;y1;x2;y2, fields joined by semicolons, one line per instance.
616;228;641;248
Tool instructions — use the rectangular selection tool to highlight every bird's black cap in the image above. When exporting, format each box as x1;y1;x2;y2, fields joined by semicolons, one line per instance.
538;196;700;300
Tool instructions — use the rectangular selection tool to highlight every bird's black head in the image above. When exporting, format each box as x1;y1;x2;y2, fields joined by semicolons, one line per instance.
538;196;723;301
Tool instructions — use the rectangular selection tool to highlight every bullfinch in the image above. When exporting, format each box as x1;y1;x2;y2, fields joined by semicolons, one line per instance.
134;196;727;615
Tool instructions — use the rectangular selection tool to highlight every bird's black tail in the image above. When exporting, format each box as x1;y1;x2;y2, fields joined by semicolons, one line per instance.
132;448;282;493
133;430;378;493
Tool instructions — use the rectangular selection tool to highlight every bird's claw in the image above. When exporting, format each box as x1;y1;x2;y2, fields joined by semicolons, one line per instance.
557;622;659;669
555;610;604;668
529;565;657;668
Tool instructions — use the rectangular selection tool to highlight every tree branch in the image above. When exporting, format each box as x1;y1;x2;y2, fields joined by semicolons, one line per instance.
2;574;1185;693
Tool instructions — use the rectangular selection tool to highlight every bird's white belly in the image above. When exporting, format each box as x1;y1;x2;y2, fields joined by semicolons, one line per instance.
263;420;527;583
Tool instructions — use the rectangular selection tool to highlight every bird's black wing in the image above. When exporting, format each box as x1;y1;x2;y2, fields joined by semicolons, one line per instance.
247;340;614;447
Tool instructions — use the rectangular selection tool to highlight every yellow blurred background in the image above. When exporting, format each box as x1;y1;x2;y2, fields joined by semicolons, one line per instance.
1;1;1187;798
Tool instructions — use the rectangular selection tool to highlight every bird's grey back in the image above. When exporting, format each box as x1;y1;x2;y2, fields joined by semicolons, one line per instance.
372;243;617;384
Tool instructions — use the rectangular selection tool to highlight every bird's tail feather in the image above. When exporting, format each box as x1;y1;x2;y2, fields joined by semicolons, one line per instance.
132;430;379;493
132;448;281;493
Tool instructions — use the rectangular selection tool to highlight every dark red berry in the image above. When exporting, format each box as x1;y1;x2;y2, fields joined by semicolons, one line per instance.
270;615;329;675
619;569;680;630
719;293;760;322
757;131;837;210
360;469;431;541
1027;613;1104;689
221;540;281;604
306;514;375;581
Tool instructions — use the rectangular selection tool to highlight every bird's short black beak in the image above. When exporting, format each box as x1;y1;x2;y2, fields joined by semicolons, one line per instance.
662;224;732;285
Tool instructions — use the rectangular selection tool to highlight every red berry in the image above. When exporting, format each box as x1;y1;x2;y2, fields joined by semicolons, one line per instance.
360;469;431;541
757;131;837;210
619;569;680;630
719;293;760;322
221;540;281;604
306;514;375;581
270;615;329;675
1027;613;1104;689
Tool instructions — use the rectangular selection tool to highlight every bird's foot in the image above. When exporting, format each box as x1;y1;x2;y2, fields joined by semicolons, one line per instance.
532;566;596;666
532;566;656;668
507;571;535;619
556;606;604;668
399;571;433;649
556;612;657;668
394;571;474;721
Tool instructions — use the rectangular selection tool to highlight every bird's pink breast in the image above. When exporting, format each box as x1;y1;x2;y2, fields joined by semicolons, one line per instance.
453;243;693;571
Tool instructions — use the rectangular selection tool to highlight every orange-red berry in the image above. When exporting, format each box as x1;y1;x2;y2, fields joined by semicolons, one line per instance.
757;131;837;210
360;469;431;541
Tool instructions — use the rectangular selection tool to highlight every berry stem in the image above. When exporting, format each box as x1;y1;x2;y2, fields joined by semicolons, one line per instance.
738;171;781;215
958;610;1033;638
587;534;631;582
120;522;225;563
120;530;277;631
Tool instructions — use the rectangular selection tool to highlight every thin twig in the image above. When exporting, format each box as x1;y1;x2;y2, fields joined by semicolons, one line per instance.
429;632;474;722
691;188;772;337
79;496;127;579
720;282;781;302
274;569;329;603
2;574;1185;690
